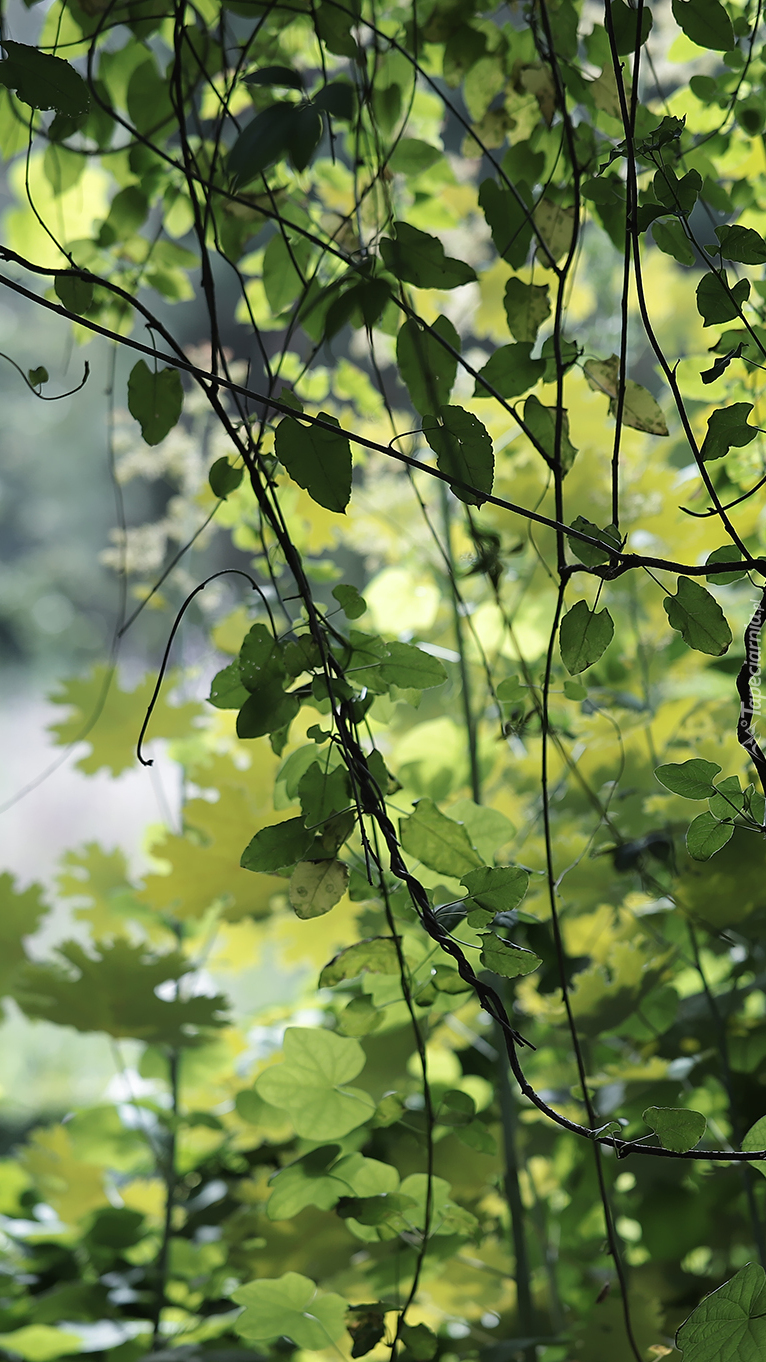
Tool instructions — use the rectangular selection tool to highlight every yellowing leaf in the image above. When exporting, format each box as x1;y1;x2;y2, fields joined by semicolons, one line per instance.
48;665;204;776
289;859;349;918
584;355;668;435
19;1125;108;1226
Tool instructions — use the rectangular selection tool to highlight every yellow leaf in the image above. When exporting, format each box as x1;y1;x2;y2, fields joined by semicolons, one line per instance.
20;1125;108;1226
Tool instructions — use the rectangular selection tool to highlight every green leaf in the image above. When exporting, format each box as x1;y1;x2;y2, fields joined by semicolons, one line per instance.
479;933;542;978
379;221;476;289
709;775;745;821
671;0;734;51
567;517;621;567
706;546;748;584
608;0;653;54
399;1324;438;1361
663;576;732;655
686;811;735;860
333;583;367;619
233;1272;348;1349
701;404;759;462
209;457;244;498
0;1326;84;1362
479;179;534;268
583;355;668;435
714;225;766;265
497;676;526;706
742;1117;766;1178
237;684;298;739
275;413;352;513
289;859;349;918
267;1146;353;1220
653;166;702;216
643;1105;707;1152
503;278;550;343
298;761;351;826
524;394;578;472
228;103;298;186
0;42;90;116
379;641;447;690
288;104;323;171
422;407;494;506
245;65;304;89
460;866;530;915
399;798;482;877
396;315;459;415
559;600;614;674
208;662;249;710
675;1263;766;1360
241;818;314;874
313;81;355;119
338;995;382;1035
28;366;48;386
473;342;545;399
262;232;313;314
0;874;48;997
319;937;401;988
447;798;515;862
254;1027;376;1138
54;273;94;314
127;361;183;446
697;272;751;327
13;941;227;1047
655;759;722;799
388;137;442;174
653;218;696;267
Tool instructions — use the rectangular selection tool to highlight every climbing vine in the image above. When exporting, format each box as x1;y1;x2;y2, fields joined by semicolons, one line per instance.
5;0;766;1358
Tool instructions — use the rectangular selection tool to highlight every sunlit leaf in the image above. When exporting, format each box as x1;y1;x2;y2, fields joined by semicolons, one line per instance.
233;1271;349;1349
643;1105;706;1153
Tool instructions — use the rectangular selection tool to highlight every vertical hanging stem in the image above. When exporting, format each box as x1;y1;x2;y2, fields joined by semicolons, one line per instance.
493;1004;536;1362
151;1047;180;1348
439;484;481;804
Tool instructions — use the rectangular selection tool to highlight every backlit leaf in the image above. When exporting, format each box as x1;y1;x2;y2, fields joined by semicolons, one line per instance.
663;576;732;655
399;798;482;877
479;179;534;268
233;1271;349;1349
503;277;550;343
319;937;401;988
584;355;668;435
241;816;314;873
686;811;735;860
675;1263;766;1360
559;600;614;674
289;859;349;918
643;1105;706;1152
275;412;352;513
379;221;476;289
422;406;494;506
742;1117;766;1178
0;42;90;116
479;933;542;978
524;394;578;471
397;314;459;415
127;361;183;446
671;0;734;51
714;225;766;265
697;272;750;327
654;759;722;799
379;642;447;690
254;1027;376;1138
460;866;530;915
474;342;545;399
701;404;758;462
13;941;228;1047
